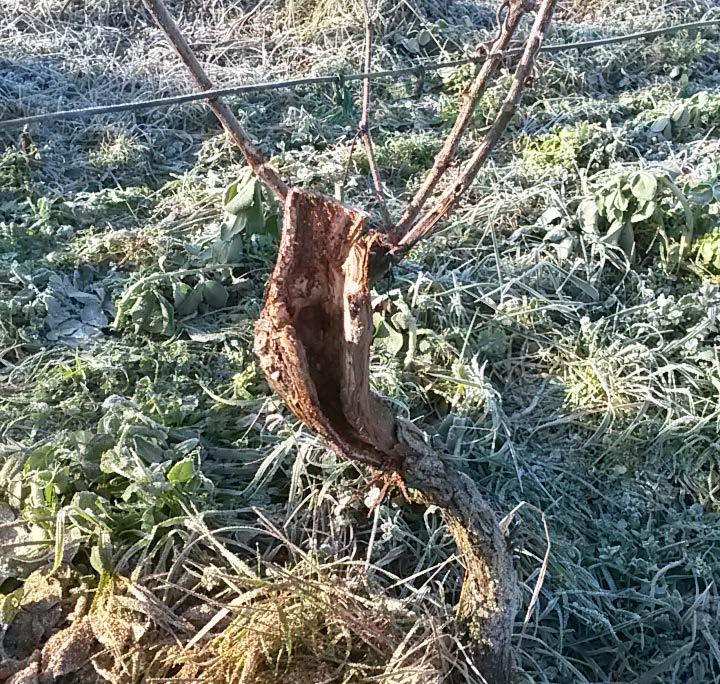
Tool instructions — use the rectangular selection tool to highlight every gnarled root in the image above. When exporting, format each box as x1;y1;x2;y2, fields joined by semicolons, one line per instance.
255;188;517;682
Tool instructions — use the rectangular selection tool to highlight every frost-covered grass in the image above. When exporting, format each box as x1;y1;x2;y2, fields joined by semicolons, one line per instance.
1;0;720;682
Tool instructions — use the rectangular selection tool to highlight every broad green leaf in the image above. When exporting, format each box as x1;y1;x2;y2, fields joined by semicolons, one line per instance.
630;200;657;223
213;234;244;264
670;104;690;127
630;172;658;202
221;212;248;241
158;296;175;335
203;281;229;309
264;213;280;239
540;207;563;225
609;188;629;212
400;36;420;54
129;291;175;336
174;438;200;456
650;117;672;139
692;90;709;106
23;445;56;473
174;283;203;317
475;326;509;362
392;310;411;331
245;182;266;235
132;434;164;463
618;223;635;259
89;546;104;574
168;457;195;484
89;533;113;574
375;321;405;357
417;29;432;47
700;240;717;265
605;201;625;224
72;491;102;513
596;194;605;214
224;170;257;214
220;170;266;240
0;588;23;624
578;199;599;232
688;183;714;204
603;220;625;246
385;327;405;357
128;292;154;326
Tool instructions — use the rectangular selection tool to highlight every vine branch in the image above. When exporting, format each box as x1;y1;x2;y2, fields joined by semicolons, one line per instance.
141;0;288;201
359;0;392;227
391;0;558;254
389;0;536;242
143;1;559;680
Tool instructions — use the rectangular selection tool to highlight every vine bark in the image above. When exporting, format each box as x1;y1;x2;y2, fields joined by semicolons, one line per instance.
144;0;558;679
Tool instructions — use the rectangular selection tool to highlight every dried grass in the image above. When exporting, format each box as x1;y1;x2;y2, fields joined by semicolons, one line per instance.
2;0;720;682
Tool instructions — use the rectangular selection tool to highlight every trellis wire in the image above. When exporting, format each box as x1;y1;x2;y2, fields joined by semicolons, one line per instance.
0;18;718;131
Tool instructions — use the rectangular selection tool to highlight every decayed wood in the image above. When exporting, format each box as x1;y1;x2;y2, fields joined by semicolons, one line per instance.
146;0;558;680
254;188;516;681
254;190;406;467
254;189;397;469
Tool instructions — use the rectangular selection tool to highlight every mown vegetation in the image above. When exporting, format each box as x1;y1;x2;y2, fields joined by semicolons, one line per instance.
1;0;720;681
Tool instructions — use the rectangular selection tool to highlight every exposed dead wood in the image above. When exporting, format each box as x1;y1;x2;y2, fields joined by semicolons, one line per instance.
144;0;559;679
254;190;398;470
254;188;516;680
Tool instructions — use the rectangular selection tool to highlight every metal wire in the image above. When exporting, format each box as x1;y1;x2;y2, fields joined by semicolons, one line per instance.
0;18;717;131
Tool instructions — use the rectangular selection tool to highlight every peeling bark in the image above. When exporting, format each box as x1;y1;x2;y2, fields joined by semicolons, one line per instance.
144;0;560;678
254;189;397;469
254;189;516;681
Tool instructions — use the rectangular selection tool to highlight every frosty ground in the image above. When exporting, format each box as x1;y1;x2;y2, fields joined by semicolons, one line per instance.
1;0;720;681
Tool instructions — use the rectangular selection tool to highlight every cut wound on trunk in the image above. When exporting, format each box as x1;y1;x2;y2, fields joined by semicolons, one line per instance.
254;188;405;470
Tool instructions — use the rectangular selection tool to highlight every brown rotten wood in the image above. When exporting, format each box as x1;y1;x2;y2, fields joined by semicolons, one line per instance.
254;191;399;471
144;0;557;680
